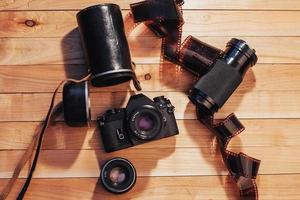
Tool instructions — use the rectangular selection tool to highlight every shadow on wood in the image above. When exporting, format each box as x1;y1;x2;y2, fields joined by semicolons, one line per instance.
90;125;177;200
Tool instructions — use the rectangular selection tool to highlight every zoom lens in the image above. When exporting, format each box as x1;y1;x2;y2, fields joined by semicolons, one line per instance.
129;106;162;140
188;38;257;114
101;158;136;194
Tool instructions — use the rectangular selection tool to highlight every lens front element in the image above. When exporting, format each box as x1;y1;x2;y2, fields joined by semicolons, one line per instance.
101;158;136;194
136;113;155;132
129;106;163;140
110;167;127;185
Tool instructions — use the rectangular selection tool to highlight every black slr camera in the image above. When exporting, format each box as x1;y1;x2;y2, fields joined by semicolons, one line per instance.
97;94;179;152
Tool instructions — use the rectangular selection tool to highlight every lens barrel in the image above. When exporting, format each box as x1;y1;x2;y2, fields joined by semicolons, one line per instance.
101;157;137;194
189;38;257;114
63;81;91;126
223;38;258;77
77;4;136;87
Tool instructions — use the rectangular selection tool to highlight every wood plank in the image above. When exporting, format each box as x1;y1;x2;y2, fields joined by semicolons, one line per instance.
0;146;297;178
0;119;298;150
0;90;299;122
1;177;238;200
1;11;300;37
1;0;300;10
1;175;299;200
0;64;299;93
0;36;300;65
0;1;298;200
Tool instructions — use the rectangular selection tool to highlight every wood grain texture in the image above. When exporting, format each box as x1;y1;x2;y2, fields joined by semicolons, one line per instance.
0;90;299;122
1;0;300;10
1;37;300;65
0;119;298;150
0;146;299;178
0;0;299;199
1;11;299;37
0;64;299;93
1;175;300;200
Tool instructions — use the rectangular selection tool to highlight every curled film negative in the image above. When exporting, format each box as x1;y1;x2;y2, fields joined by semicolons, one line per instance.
129;0;261;199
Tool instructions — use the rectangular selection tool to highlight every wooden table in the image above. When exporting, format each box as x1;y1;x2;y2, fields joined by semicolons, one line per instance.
0;0;299;199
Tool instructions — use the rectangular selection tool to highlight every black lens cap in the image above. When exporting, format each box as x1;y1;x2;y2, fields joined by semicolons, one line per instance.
101;157;137;194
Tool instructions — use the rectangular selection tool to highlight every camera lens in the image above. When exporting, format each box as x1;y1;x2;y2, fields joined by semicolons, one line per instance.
101;157;136;194
129;106;162;140
188;38;257;114
136;114;155;132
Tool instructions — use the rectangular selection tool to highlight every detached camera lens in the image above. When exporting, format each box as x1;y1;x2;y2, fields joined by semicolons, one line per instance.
101;158;136;194
188;38;257;114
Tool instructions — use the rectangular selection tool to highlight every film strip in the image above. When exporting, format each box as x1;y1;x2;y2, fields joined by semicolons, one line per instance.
197;111;261;200
130;0;261;199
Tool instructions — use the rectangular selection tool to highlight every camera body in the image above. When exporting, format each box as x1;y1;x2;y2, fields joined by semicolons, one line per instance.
98;94;179;152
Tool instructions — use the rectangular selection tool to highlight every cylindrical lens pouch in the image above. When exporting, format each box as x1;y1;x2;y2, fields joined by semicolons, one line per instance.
63;81;91;126
77;4;140;89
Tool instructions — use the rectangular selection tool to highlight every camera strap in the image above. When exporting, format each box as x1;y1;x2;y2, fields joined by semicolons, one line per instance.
130;0;261;199
0;75;90;200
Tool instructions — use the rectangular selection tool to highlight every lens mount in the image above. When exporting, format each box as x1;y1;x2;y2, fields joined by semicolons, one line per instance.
189;88;219;114
129;105;163;140
101;157;137;194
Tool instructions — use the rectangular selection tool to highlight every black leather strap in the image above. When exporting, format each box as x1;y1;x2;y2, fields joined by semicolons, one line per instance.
0;75;91;200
